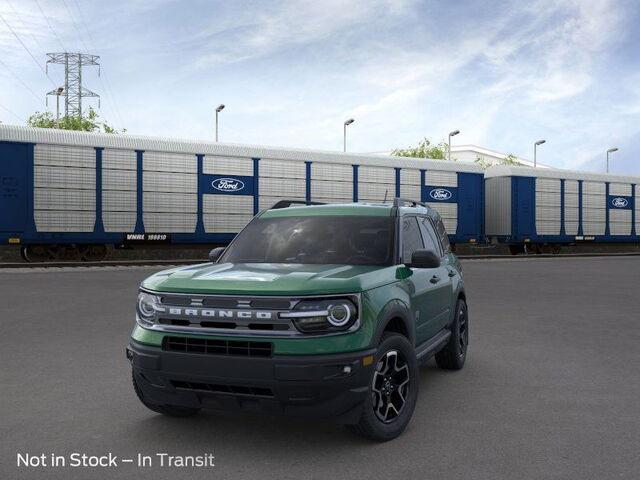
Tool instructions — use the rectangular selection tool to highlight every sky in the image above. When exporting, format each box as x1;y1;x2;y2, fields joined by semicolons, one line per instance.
1;0;639;174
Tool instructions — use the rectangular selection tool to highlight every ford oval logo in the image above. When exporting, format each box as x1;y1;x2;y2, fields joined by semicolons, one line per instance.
429;188;452;201
612;197;628;208
212;177;244;192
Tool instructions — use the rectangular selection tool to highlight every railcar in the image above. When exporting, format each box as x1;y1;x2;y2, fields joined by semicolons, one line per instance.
0;125;484;261
484;165;640;254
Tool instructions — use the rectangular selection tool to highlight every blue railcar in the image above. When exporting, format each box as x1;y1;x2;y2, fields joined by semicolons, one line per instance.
485;165;640;254
0;125;485;261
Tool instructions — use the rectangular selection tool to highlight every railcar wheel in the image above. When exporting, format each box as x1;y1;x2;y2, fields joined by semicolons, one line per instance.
508;244;524;255
524;243;540;255
80;244;107;262
22;245;51;262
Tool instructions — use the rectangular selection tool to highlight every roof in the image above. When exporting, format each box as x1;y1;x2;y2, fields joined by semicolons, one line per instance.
261;203;394;218
0;124;483;173
485;164;640;184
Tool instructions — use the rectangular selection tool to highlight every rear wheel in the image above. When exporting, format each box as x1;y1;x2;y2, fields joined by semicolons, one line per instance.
435;299;468;370
132;371;200;417
349;333;419;441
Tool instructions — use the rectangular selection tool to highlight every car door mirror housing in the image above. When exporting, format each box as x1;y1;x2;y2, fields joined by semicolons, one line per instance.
209;247;225;263
407;249;440;269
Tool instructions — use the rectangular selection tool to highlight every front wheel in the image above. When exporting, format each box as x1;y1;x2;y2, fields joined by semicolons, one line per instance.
348;333;419;441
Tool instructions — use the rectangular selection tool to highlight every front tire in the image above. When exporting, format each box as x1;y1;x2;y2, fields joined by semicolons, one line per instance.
349;333;419;441
435;298;469;370
132;371;200;417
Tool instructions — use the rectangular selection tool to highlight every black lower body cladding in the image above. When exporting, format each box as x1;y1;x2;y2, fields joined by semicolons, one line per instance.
128;340;376;424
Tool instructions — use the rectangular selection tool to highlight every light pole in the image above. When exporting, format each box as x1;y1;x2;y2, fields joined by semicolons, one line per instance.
534;139;546;167
215;104;225;142
343;118;354;152
55;87;64;128
448;130;460;161
606;147;618;173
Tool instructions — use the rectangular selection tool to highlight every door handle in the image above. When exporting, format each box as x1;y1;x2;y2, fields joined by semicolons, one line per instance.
430;275;440;284
448;269;456;277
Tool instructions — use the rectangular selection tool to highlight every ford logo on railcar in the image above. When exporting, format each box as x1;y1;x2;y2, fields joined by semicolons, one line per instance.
429;188;452;201
612;197;628;208
212;178;244;192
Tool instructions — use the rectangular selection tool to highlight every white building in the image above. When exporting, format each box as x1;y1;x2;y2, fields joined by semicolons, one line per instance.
367;145;551;168
450;145;551;168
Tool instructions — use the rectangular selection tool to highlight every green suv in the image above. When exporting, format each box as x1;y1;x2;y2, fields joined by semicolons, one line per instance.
127;198;469;441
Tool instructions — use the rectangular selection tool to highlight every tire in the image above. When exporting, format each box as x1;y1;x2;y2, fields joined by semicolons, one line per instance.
435;299;469;370
348;333;419;441
132;370;200;417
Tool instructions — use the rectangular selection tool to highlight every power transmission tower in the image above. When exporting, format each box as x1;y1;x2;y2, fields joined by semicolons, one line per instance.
45;53;100;118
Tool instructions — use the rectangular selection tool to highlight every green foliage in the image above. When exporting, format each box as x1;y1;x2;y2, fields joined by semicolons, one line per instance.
27;107;125;134
392;138;451;160
474;153;523;169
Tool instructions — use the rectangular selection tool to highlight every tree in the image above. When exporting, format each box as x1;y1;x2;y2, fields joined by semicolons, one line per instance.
392;138;451;160
474;153;523;169
27;107;124;133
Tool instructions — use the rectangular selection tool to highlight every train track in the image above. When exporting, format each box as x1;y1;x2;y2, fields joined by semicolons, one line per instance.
1;252;640;269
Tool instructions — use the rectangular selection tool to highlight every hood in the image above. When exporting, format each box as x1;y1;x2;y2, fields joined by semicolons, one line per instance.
142;262;397;296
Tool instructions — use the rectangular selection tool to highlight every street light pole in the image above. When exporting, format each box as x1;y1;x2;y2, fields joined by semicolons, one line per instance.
534;139;546;167
606;147;618;173
447;130;460;161
215;104;225;142
55;87;64;128
343;118;354;152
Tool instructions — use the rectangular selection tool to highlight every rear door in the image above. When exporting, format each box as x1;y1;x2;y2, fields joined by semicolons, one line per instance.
418;216;453;332
400;216;443;344
0;142;28;232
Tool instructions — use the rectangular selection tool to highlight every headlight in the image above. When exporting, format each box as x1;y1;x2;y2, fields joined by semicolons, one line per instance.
136;291;161;325
281;298;358;334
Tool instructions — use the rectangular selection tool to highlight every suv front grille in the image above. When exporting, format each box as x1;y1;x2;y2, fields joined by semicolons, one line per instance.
163;336;273;357
171;380;274;398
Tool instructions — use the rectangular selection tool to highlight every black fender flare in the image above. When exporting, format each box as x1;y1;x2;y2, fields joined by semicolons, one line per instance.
371;299;415;347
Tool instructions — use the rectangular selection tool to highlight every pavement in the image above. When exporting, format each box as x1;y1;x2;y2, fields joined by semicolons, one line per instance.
1;257;639;480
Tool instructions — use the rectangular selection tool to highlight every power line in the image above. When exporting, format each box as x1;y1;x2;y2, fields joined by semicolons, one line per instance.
0;12;57;88
60;0;90;52
5;0;65;86
34;0;67;52
66;0;126;127
0;102;26;123
0;58;44;104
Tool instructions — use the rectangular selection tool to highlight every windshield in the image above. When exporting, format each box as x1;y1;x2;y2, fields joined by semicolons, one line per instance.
220;215;395;266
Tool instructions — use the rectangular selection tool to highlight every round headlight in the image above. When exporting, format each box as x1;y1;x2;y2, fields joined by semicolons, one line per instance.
327;303;352;327
137;292;159;321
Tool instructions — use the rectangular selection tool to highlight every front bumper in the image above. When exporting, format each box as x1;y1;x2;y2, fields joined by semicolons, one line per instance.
127;340;376;424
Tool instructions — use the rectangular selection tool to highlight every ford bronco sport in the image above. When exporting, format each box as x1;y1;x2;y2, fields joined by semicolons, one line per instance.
127;198;469;441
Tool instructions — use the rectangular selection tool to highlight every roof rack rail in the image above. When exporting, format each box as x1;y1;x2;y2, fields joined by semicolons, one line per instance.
271;200;327;209
393;197;429;208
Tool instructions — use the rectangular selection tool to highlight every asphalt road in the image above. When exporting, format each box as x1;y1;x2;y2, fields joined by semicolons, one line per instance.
1;257;639;480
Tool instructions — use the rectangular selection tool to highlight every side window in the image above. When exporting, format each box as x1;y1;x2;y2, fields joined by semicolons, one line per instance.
402;217;424;263
418;217;442;257
434;217;451;253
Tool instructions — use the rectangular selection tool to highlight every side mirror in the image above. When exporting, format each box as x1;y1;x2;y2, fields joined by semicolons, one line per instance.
407;249;440;269
209;247;225;263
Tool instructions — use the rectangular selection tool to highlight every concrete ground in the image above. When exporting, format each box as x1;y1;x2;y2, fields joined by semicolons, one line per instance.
1;257;639;480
